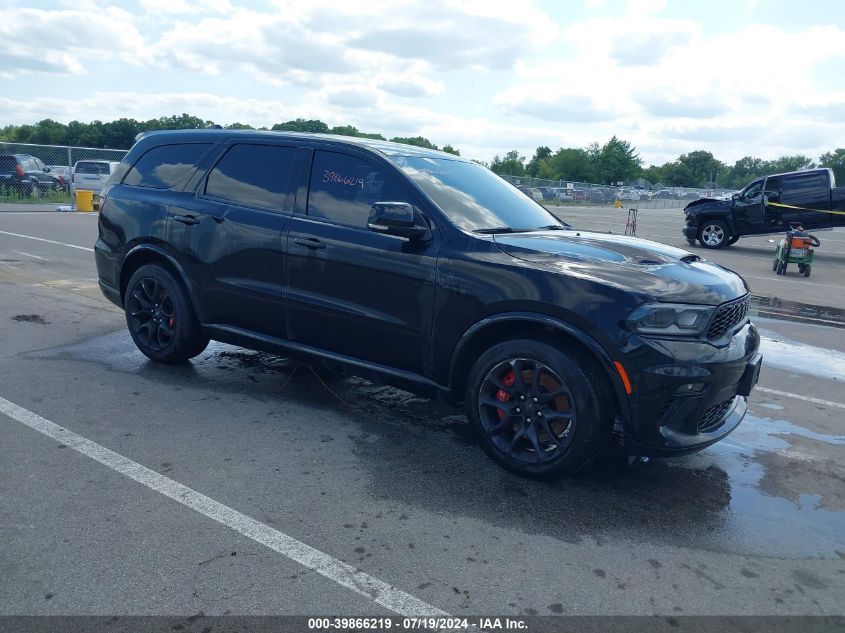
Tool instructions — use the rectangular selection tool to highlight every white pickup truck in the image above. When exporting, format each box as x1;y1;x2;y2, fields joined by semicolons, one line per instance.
71;160;120;199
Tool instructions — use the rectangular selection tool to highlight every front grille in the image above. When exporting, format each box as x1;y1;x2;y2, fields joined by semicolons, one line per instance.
698;398;734;433
707;295;750;339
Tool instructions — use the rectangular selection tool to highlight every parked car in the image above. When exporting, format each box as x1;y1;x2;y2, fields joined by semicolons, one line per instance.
47;165;71;191
0;154;62;196
648;189;676;200
572;188;604;203
617;189;640;201
96;130;761;479
684;168;845;249
72;160;120;197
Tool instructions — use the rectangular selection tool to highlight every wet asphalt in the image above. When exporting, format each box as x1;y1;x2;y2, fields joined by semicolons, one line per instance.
0;208;843;618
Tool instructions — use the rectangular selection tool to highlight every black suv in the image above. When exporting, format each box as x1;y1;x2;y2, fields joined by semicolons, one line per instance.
95;130;761;478
0;153;62;197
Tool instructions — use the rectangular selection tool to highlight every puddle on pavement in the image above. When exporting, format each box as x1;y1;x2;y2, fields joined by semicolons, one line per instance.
751;295;845;329
26;330;845;560
757;328;845;381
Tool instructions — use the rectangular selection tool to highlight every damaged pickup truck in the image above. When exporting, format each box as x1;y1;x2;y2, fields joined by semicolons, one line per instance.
683;168;845;249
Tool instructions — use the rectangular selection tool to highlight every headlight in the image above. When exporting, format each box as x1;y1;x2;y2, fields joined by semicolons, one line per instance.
627;303;715;336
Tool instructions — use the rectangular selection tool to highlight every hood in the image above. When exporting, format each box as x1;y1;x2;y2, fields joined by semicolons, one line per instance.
685;197;731;212
494;230;748;305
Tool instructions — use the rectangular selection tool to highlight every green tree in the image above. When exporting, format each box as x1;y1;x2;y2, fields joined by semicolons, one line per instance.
490;150;526;176
545;147;595;182
676;150;724;187
768;154;816;174
526;145;552;176
594;136;641;184
819;148;845;186
225;122;255;129
271;118;330;133
389;136;438;150
441;144;460;156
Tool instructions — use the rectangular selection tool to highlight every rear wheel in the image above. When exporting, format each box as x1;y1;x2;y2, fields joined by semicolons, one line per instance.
465;339;613;479
125;264;209;363
772;258;779;272
804;264;811;277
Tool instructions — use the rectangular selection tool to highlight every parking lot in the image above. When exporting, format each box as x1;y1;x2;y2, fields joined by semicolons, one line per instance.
1;206;844;627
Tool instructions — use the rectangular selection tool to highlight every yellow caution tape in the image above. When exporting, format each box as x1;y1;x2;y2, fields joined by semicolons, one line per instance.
767;201;845;217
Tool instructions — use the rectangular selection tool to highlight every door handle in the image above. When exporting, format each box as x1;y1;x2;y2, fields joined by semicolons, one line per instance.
174;215;200;225
294;237;325;249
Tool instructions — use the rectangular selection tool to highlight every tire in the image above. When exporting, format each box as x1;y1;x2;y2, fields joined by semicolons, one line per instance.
804;265;811;278
798;263;806;274
125;264;209;363
772;258;779;272
727;236;740;245
777;261;786;275
465;339;613;479
698;220;730;249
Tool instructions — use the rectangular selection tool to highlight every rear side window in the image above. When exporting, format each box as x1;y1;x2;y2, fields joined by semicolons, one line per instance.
307;150;408;226
75;161;111;175
124;143;210;189
0;156;18;173
204;144;295;210
781;172;827;203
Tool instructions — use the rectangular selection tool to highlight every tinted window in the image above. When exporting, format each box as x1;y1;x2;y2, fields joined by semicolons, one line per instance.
76;161;111;175
124;143;210;189
0;156;18;174
741;179;763;199
205;144;295;210
307;151;408;226
392;156;561;232
782;172;827;203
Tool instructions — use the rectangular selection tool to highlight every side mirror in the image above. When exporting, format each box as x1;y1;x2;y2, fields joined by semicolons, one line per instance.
367;202;430;241
44;166;51;172
731;193;740;201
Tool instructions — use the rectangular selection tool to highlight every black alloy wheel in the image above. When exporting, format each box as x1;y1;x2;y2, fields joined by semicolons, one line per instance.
125;264;209;363
466;339;612;479
478;358;577;465
127;277;177;353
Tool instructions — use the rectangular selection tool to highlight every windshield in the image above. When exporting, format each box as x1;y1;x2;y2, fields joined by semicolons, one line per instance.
391;156;563;232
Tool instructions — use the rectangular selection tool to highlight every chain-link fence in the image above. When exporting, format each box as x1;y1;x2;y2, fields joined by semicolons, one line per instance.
501;175;737;210
0;141;128;206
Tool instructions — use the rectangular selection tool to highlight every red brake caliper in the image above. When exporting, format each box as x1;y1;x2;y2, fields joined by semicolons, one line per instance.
496;370;516;420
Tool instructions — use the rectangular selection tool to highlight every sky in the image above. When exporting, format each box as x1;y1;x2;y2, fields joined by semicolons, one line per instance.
1;0;844;167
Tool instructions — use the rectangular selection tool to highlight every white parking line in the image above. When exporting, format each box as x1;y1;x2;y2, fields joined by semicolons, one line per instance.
12;250;48;261
755;386;845;410
0;230;94;253
0;395;447;617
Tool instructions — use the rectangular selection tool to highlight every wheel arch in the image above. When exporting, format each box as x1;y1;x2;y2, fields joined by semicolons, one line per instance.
448;312;630;424
698;214;735;237
119;245;205;323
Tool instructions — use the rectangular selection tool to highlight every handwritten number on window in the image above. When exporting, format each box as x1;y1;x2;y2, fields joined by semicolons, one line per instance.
322;170;364;188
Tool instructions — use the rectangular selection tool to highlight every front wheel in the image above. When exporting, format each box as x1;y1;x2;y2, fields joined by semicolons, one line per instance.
698;220;730;249
465;339;613;479
125;264;209;363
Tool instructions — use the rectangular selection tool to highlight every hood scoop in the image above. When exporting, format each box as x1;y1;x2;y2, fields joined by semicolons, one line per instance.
680;254;702;263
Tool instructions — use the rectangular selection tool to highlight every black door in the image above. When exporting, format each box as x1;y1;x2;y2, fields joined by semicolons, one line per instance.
168;142;298;339
733;178;765;231
781;171;834;230
285;148;439;374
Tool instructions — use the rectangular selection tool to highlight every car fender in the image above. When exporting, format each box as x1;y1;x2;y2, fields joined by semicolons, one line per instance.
120;243;206;323
449;311;632;426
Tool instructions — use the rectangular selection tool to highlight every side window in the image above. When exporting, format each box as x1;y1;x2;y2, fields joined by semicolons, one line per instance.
204;144;295;210
743;180;763;199
307;151;408;226
124;143;211;189
781;173;826;203
763;177;781;198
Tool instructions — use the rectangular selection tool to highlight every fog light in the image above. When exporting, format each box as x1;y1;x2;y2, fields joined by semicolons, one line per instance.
675;383;705;395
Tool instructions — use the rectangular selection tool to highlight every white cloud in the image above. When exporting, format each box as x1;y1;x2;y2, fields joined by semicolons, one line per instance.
0;6;146;76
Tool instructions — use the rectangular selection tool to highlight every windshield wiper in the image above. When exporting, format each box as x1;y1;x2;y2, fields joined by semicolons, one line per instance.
473;227;519;234
533;224;566;230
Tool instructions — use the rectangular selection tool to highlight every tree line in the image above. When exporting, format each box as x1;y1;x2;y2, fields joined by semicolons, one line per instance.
0;114;460;156
493;141;845;191
1;114;842;189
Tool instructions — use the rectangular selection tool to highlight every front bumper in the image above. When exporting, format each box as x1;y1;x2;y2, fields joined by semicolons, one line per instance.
682;226;698;240
621;321;761;456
